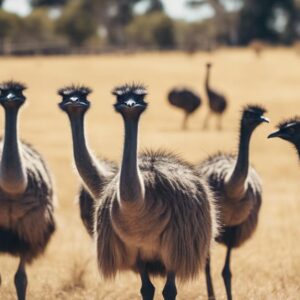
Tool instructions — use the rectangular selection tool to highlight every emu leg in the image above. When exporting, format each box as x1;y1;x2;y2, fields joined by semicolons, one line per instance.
203;111;211;130
162;272;177;300
182;113;189;130
205;256;216;300
222;246;232;300
139;269;155;300
14;257;27;300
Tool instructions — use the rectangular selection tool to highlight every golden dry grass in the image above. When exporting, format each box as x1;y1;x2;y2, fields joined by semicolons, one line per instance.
0;48;299;299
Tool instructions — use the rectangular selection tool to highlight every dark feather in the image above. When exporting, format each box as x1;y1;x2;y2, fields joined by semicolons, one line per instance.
58;84;92;97
276;116;300;129
243;104;267;115
112;83;147;98
0;80;27;91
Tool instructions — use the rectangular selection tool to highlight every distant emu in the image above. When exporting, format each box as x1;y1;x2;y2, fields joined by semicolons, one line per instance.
204;63;228;130
197;105;269;300
268;117;300;158
57;86;117;237
167;87;201;130
59;83;218;300
0;81;56;300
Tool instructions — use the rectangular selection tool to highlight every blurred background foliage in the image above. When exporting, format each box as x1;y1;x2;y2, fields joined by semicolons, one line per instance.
0;0;299;54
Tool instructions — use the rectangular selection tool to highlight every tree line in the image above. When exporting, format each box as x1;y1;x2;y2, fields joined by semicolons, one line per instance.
0;0;299;55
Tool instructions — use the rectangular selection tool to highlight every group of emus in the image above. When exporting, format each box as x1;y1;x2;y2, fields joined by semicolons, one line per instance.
0;80;299;300
168;63;227;130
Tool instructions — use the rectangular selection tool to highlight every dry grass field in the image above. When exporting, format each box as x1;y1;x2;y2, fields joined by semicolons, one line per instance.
0;48;299;299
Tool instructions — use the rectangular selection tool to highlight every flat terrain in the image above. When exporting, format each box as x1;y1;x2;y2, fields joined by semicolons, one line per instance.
0;48;299;299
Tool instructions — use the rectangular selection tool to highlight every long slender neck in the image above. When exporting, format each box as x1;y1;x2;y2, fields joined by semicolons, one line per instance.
68;112;109;198
205;67;210;90
295;142;300;160
225;123;253;200
0;107;28;195
119;117;144;205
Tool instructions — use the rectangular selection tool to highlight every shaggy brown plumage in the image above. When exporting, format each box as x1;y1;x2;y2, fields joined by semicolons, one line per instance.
95;149;218;280
0;140;55;262
197;153;261;247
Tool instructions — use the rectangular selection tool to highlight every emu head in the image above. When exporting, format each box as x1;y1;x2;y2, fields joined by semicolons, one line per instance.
241;104;269;131
0;81;26;109
113;83;148;120
58;85;91;114
268;117;300;147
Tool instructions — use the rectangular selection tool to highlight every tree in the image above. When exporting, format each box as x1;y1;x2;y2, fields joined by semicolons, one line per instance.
187;0;241;44
23;9;55;42
56;0;97;46
126;12;175;49
0;10;21;39
238;0;298;44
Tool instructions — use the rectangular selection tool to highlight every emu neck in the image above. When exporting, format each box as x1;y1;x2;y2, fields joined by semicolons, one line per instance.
205;68;210;91
119;118;144;205
68;112;108;198
295;142;300;160
0;107;27;195
225;123;252;200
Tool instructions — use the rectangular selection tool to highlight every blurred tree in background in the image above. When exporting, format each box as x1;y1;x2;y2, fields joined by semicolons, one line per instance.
188;0;299;45
0;10;21;40
56;0;97;46
126;12;175;49
238;0;298;44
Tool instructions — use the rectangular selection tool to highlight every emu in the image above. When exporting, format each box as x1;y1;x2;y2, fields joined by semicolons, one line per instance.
59;83;218;300
167;87;201;130
204;63;228;130
57;86;117;237
268;117;300;158
197;105;269;300
0;81;56;300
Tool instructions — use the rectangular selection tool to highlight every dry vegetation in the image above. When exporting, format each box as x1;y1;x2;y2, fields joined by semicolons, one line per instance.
0;48;299;299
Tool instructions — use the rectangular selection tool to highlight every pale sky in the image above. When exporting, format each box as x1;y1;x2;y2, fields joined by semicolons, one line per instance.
3;0;214;21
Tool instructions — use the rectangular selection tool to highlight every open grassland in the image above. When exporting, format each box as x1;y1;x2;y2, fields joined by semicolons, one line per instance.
0;48;299;299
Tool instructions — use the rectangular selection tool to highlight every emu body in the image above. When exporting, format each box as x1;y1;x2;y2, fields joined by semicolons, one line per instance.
0;141;55;260
168;87;201;130
96;150;217;281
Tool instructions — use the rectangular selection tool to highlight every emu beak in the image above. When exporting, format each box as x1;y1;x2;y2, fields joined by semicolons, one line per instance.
268;130;281;139
260;116;270;123
125;99;137;107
